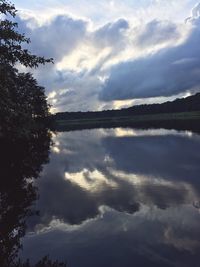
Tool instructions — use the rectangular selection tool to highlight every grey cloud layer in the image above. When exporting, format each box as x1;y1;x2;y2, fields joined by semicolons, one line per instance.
100;18;200;101
15;5;200;110
16;15;87;61
16;14;131;111
17;15;129;63
92;18;129;48
136;19;180;48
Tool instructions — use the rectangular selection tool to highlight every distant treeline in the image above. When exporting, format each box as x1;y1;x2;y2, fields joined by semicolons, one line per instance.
54;92;200;120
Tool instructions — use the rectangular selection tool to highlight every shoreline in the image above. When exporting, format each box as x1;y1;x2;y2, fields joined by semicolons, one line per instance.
52;111;200;133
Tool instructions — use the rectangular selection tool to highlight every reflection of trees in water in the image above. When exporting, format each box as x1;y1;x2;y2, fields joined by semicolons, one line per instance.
0;1;66;265
0;126;66;266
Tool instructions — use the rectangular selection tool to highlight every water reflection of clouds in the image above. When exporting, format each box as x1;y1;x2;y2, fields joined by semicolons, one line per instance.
103;132;200;184
64;168;117;192
31;128;200;227
109;128;194;138
23;203;200;266
22;128;200;266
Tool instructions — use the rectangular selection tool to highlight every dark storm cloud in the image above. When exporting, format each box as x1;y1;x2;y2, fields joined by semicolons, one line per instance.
99;18;200;101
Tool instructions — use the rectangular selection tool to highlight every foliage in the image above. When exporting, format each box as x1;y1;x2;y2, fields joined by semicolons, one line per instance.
17;256;67;267
0;0;53;137
0;128;68;267
0;1;67;266
0;124;51;266
0;64;50;138
0;0;53;67
54;92;200;121
0;0;15;17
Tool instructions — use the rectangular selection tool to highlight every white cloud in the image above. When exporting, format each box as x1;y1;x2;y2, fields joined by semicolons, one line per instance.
65;169;117;192
99;16;200;101
11;1;200;111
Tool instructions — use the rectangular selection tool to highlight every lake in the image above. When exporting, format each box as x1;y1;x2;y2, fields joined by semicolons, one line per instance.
20;127;200;267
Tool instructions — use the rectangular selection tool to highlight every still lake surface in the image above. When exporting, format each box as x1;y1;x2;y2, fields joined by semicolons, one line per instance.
21;127;200;267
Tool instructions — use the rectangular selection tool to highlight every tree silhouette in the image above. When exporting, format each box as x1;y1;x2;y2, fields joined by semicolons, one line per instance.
0;0;53;67
0;0;53;138
0;1;67;266
0;124;51;266
0;127;68;267
0;65;50;138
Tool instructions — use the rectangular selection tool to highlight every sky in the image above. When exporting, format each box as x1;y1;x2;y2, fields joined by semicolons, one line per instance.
11;0;200;112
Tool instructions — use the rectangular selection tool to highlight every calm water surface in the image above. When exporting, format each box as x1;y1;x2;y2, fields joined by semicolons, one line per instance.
21;128;200;267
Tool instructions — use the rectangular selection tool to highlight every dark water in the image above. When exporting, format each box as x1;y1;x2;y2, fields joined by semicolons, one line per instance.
16;127;200;267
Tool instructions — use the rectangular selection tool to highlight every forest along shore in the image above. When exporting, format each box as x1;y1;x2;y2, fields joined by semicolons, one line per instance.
51;93;200;131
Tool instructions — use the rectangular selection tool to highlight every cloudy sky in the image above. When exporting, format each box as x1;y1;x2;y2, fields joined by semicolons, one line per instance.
12;0;200;112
